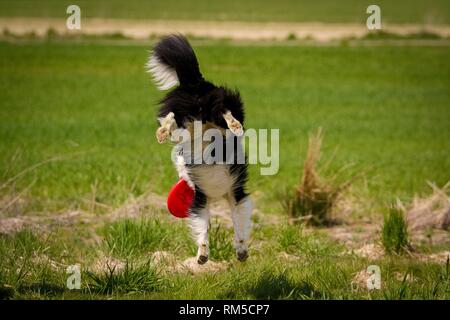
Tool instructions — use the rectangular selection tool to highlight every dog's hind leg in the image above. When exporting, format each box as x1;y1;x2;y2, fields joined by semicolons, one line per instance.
188;188;210;264
228;191;252;262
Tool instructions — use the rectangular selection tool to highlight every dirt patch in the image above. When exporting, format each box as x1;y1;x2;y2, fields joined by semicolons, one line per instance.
151;251;228;275
174;257;228;275
352;243;385;260
328;183;449;252
92;256;126;274
31;253;67;271
0;217;26;235
99;250;229;275
426;251;450;264
150;250;178;266
0;190;167;235
351;243;449;265
0;210;85;235
108;191;166;221
1;18;450;41
414;251;450;264
117;250;229;275
327;223;379;249
91;251;227;276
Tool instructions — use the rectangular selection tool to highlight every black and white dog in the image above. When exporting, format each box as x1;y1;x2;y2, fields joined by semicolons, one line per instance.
147;34;252;264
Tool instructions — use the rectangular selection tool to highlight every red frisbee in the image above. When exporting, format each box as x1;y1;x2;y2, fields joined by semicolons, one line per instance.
167;178;195;218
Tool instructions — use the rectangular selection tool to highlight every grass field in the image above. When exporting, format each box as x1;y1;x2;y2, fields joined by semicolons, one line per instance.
0;0;449;24
0;41;448;212
0;39;449;299
1;216;449;300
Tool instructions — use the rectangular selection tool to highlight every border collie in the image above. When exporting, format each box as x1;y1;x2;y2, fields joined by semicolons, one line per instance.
147;34;252;264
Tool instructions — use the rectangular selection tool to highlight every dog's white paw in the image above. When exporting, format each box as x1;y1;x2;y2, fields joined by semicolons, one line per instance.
156;127;170;144
228;119;244;136
236;250;248;262
197;244;209;265
235;240;248;262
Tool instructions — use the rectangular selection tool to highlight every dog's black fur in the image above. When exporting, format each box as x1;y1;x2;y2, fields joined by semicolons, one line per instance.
149;34;251;263
154;35;245;131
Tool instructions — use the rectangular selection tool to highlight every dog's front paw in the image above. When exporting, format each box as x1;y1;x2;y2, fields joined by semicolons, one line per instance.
236;250;248;262
156;127;170;143
228;119;244;136
197;254;209;265
197;244;209;264
235;240;248;262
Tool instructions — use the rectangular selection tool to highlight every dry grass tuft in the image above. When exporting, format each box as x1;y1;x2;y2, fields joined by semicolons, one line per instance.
351;269;380;291
407;182;450;232
280;128;360;226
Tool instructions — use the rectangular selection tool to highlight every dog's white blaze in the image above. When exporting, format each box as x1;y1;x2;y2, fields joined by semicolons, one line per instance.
147;54;179;90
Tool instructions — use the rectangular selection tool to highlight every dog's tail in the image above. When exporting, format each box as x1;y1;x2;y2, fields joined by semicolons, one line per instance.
147;34;203;90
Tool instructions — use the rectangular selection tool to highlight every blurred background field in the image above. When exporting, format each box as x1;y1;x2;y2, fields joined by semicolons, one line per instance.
0;0;449;24
0;42;449;213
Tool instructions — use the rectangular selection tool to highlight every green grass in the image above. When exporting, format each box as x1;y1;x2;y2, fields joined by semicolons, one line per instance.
0;41;448;213
0;0;449;24
278;224;342;257
0;40;449;300
382;205;410;254
0;230;68;299
208;221;235;261
84;260;165;295
103;217;193;258
360;30;447;40
102;216;235;261
1;219;449;299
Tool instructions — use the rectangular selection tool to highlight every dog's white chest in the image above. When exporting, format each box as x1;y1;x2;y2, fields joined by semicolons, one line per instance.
190;165;234;199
